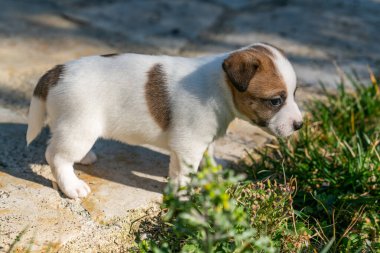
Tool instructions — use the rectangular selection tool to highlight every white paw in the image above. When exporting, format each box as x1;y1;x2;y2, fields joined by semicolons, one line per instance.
58;177;91;199
169;176;191;201
178;175;190;187
170;175;190;190
79;151;97;165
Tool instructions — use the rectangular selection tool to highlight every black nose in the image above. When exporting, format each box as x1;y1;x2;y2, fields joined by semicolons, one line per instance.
293;121;303;131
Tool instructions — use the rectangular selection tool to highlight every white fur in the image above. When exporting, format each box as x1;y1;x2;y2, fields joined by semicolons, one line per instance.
27;44;302;198
261;44;303;137
27;97;46;145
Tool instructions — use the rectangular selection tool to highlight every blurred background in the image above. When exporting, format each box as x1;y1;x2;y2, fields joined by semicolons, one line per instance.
0;0;379;118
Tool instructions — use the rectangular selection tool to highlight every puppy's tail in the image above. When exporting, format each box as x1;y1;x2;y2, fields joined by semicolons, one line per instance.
26;97;46;145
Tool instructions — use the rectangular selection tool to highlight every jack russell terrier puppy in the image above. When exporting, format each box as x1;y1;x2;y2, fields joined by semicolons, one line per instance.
27;43;303;199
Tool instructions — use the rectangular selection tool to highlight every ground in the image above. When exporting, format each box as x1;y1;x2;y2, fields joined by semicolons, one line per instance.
0;0;379;251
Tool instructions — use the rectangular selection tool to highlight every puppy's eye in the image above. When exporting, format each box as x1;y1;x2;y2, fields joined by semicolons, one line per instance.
270;97;283;107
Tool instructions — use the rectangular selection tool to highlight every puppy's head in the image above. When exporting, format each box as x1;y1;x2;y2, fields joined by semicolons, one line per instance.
223;43;302;137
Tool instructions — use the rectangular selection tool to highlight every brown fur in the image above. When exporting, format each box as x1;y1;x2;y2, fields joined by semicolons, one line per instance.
33;65;64;100
145;63;171;130
223;45;287;126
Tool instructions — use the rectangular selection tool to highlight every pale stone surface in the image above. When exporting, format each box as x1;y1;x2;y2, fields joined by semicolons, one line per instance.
0;0;378;251
183;0;380;86
63;0;224;54
0;108;26;123
214;119;274;164
0;122;167;251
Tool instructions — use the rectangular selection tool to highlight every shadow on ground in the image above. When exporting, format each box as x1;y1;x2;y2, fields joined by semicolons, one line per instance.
0;123;169;195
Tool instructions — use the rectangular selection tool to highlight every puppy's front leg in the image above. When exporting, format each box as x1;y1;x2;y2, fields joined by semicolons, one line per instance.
201;142;217;168
169;147;206;187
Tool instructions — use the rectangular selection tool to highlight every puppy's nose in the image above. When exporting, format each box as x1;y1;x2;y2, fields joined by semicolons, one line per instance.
293;121;303;131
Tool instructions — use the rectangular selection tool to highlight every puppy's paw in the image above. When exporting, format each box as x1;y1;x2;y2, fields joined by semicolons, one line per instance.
169;176;191;201
79;151;97;165
169;175;190;191
59;178;91;199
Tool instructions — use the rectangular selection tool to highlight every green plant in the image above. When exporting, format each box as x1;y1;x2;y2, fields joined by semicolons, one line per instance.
135;158;307;253
246;73;380;251
228;178;311;252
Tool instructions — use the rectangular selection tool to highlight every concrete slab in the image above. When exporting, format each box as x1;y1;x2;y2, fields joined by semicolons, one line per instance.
0;122;167;251
0;108;26;124
183;0;380;86
215;119;273;163
63;0;223;54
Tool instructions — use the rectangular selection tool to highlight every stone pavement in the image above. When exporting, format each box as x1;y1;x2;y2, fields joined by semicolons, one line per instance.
0;0;379;251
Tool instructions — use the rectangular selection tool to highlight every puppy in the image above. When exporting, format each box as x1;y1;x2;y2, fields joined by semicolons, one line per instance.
26;43;303;199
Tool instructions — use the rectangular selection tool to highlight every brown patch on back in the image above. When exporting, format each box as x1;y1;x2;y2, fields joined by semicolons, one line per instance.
223;45;287;126
145;63;171;130
100;53;119;57
33;65;64;100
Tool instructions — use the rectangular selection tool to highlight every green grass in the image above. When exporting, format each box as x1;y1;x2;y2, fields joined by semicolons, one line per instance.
134;74;380;252
246;74;380;251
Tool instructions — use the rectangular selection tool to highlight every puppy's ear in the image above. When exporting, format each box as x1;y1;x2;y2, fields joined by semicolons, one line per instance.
222;51;259;92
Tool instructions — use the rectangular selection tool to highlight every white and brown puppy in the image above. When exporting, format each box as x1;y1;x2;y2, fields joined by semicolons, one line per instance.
27;43;303;199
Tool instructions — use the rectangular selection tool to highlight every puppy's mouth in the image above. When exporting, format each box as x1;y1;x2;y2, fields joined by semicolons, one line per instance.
259;126;277;136
251;119;276;136
252;119;267;128
271;126;294;138
252;120;292;138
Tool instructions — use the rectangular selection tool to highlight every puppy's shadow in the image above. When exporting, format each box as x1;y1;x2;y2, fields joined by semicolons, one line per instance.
76;139;169;194
0;123;169;195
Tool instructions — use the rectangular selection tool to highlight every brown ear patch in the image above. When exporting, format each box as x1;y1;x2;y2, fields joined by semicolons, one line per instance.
222;51;259;92
100;53;119;58
33;65;64;100
145;63;171;131
224;45;288;126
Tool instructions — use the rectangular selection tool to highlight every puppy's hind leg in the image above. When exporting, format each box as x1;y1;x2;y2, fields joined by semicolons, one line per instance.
46;126;99;198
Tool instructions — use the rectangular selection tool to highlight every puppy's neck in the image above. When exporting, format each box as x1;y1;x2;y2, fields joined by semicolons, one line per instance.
196;54;240;134
208;54;245;121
